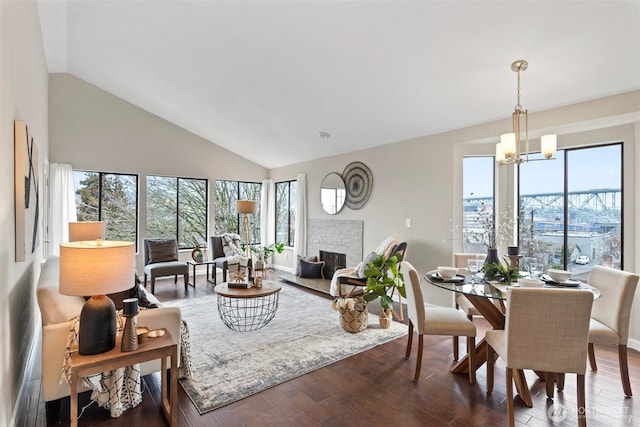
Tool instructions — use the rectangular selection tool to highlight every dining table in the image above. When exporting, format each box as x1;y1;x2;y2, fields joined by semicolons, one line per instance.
424;270;601;407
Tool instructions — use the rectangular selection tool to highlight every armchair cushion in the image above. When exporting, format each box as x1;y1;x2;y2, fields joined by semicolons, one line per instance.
147;238;178;264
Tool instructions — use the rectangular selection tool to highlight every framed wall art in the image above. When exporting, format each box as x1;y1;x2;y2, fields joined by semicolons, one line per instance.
14;120;40;262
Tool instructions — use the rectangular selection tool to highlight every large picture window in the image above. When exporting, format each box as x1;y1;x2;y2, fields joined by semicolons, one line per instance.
147;176;208;249
74;171;138;244
518;143;622;280
275;180;296;247
214;180;261;243
462;157;495;253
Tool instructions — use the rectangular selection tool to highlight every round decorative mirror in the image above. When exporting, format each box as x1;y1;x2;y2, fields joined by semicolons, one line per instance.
320;172;346;215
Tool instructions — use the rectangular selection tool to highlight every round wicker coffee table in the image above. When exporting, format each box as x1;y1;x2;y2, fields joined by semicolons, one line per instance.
213;281;282;331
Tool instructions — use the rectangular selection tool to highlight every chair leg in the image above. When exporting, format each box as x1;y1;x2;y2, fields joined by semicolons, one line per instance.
506;368;515;427
405;321;414;359
577;374;586;427
467;336;476;384
545;372;555;398
151;277;156;294
453;336;459;361
414;334;424;382
556;373;565;391
486;344;494;393
588;342;597;371
174;274;178;284
619;344;633;397
184;272;189;291
144;273;148;288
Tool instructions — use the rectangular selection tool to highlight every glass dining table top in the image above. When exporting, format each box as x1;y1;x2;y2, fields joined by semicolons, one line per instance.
424;270;601;300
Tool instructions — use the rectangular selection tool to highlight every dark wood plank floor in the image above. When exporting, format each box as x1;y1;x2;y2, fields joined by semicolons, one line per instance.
33;270;640;426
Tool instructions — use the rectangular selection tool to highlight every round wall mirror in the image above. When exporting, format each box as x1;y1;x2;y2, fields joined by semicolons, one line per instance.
320;172;346;215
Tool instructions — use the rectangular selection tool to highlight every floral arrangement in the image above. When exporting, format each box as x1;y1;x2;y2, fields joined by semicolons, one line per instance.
331;297;357;311
242;243;285;261
468;207;517;249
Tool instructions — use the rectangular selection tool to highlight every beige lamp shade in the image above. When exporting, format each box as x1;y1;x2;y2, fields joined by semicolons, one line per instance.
59;240;135;296
236;200;258;215
69;221;106;242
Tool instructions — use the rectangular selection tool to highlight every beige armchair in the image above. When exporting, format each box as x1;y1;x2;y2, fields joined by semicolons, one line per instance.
403;261;476;383
486;288;593;427
587;265;639;396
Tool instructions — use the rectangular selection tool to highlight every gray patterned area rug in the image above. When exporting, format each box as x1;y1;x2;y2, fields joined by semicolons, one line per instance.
164;283;406;414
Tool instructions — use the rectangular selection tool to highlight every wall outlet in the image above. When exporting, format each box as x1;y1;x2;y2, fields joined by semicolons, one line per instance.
405;218;412;228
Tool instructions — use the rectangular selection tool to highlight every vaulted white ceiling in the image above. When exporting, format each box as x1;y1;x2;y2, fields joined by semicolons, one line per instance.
37;1;640;169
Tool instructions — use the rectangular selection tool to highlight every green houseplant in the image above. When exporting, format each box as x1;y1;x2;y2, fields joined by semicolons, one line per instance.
363;253;406;328
482;260;519;284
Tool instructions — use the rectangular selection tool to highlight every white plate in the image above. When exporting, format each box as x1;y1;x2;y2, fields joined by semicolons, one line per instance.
542;275;580;287
431;272;465;283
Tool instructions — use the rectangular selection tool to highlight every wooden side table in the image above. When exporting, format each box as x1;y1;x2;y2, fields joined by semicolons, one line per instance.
214;282;282;331
187;259;217;287
68;328;178;426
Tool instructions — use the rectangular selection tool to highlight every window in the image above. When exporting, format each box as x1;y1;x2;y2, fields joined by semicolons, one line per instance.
518;143;622;280
461;157;495;253
147;176;208;249
275;180;296;247
214;180;261;243
74;171;138;244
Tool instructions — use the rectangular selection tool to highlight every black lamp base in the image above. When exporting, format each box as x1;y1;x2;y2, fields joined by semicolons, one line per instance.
78;295;116;355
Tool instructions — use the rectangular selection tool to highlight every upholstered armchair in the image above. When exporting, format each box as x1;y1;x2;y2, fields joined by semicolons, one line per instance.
143;238;189;294
210;234;249;283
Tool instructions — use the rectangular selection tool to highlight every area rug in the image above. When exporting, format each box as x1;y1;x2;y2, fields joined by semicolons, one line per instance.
164;284;406;414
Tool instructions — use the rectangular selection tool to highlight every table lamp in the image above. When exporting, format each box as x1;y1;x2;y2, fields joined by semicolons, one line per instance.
59;240;135;355
69;221;105;242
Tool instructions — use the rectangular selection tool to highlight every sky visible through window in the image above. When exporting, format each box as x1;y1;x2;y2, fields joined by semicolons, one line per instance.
464;146;621;197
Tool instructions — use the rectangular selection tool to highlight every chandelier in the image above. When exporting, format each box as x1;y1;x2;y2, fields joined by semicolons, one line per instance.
495;60;557;164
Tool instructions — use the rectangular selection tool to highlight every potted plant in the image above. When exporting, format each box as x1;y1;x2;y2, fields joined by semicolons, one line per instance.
482;260;519;284
243;243;285;269
362;253;405;328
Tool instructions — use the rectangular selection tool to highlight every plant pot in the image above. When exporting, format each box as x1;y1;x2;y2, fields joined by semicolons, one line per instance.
379;309;393;329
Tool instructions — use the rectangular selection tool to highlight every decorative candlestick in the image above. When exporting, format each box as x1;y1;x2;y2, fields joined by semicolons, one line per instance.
121;298;139;352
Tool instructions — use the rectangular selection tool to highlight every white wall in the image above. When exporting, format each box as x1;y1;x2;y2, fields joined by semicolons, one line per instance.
0;1;50;425
270;92;640;340
48;73;269;272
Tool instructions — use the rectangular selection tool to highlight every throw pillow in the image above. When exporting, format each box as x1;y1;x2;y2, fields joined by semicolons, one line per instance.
358;251;377;277
296;255;318;275
147;239;178;264
299;259;325;279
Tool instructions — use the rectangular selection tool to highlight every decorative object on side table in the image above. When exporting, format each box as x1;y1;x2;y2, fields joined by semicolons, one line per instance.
121;297;139;352
362;252;405;328
59;240;135;355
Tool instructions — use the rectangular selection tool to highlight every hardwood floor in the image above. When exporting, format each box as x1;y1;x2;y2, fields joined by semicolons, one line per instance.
33;270;640;426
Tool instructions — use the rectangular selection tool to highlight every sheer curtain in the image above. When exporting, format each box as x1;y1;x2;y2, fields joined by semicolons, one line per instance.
49;163;77;256
260;179;275;246
293;173;307;274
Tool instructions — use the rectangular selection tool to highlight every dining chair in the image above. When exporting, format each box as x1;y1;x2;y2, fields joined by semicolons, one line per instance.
587;265;639;396
452;252;487;360
403;261;476;383
485;287;593;427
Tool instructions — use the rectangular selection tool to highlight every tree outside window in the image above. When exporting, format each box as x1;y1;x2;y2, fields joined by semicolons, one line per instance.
74;171;138;245
147;176;207;249
215;180;261;243
275;180;296;247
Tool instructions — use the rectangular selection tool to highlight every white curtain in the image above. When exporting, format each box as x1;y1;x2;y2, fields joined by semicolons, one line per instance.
293;173;307;274
49;163;77;256
260;179;275;246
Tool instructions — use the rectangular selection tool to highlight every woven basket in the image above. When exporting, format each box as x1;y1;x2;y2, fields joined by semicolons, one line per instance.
338;295;368;333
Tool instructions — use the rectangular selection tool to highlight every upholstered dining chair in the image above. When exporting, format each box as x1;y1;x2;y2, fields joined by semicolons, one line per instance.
403;261;476;383
143;238;189;294
486;288;593;427
452;253;487;360
587;265;639;396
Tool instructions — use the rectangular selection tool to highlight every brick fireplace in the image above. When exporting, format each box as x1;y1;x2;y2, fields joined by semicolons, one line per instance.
307;219;363;274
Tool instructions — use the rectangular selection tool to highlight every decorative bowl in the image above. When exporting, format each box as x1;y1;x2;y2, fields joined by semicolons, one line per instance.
547;269;572;283
437;266;458;279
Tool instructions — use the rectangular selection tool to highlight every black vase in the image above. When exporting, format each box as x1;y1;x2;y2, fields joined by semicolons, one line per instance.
485;247;500;265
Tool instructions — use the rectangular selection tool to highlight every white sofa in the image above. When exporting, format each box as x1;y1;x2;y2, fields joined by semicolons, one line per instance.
36;256;182;419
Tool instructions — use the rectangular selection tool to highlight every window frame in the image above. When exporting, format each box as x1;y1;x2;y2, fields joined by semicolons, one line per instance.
275;180;296;247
